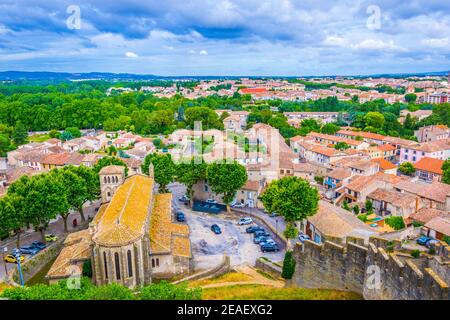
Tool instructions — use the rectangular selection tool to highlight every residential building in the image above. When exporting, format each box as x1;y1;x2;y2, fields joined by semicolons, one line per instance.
399;139;450;163
414;157;444;182
415;125;450;143
366;188;420;218
300;200;378;244
423;215;450;240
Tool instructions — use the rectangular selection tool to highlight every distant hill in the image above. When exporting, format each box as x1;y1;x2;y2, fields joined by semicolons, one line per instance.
0;70;448;81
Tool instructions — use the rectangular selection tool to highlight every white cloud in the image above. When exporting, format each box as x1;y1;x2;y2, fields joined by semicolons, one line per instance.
351;39;403;51
125;51;138;58
421;38;449;48
199;50;208;55
323;36;347;47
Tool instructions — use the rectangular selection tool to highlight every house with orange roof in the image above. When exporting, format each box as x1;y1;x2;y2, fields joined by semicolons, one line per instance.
414;157;444;182
371;158;397;175
336;129;386;145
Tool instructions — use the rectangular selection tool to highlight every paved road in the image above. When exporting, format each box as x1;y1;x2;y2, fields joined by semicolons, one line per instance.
0;200;101;281
168;183;285;271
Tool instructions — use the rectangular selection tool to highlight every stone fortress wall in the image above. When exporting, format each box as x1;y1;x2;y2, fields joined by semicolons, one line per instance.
291;236;449;300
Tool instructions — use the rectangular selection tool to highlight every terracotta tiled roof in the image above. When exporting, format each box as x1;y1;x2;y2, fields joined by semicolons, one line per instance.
424;215;450;237
337;129;386;141
308;201;378;239
367;188;416;208
242;180;260;191
93;175;153;246
42;152;84;166
99;165;125;175
149;193;191;258
371;158;397;171
409;208;447;225
377;144;396;152
47;230;92;279
414;157;444;175
327;168;352;180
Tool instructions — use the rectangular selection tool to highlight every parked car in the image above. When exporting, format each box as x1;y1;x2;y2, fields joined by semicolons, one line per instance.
254;230;270;238
298;233;310;243
232;203;245;208
19;245;40;255
416;236;436;246
31;241;46;250
269;212;279;217
45;234;58;242
176;212;185;222
246;226;264;234
261;243;280;252
178;195;190;202
3;254;24;264
253;235;269;244
260;238;276;246
206;198;217;204
211;224;222;234
426;239;439;248
237;217;253;225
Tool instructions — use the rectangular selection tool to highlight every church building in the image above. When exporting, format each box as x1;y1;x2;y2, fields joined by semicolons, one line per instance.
46;165;192;288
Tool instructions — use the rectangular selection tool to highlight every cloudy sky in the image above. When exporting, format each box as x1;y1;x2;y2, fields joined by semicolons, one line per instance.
0;0;449;76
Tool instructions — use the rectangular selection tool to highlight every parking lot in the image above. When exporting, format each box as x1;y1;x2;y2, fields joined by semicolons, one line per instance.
169;183;285;271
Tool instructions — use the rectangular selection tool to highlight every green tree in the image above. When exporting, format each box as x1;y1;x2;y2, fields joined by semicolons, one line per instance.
94;156;128;177
0;134;14;157
142;153;176;192
65;127;82;138
353;204;360;215
281;251;296;279
365;200;373;214
48;129;60;139
175;157;207;206
320;123;340;135
364;112;385;130
404;93;417;104
0;195;24;247
398;162;415;176
206;161;248;212
442;160;450;185
85;283;134;300
54;168;87;231
185;107;222;130
12;121;28;145
334;142;350;150
260;176;319;243
385;216;405;230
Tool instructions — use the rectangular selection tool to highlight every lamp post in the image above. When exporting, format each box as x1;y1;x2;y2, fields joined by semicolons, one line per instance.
2;247;8;276
13;249;24;287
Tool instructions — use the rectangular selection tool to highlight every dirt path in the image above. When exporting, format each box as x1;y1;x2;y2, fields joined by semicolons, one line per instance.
200;264;284;289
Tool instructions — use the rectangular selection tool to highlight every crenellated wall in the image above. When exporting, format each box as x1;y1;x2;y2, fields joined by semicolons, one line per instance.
291;236;449;300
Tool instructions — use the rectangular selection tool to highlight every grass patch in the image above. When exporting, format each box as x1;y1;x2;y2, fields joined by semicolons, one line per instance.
0;283;12;294
256;269;276;281
28;134;51;143
188;272;253;287
202;284;363;300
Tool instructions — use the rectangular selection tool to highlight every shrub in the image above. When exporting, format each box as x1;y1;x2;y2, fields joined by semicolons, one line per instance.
428;247;436;255
412;221;423;228
82;260;92;278
365;200;373;213
139;281;201;300
385;216;405;230
283;223;298;239
357;214;368;223
314;176;324;185
411;250;420;258
281;251;296;279
353;205;360;215
443;236;450;245
85;283;134;300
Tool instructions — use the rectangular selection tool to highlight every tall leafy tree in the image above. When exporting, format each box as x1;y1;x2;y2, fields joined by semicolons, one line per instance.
175;157;207;206
12;121;28;145
142;153;175;193
260;176;319;243
94;156;128;176
206;161;248;212
0;195;24;247
52;168;86;231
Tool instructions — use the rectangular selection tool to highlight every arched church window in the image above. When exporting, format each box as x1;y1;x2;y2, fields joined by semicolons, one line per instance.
103;252;108;279
127;250;133;277
114;252;121;280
